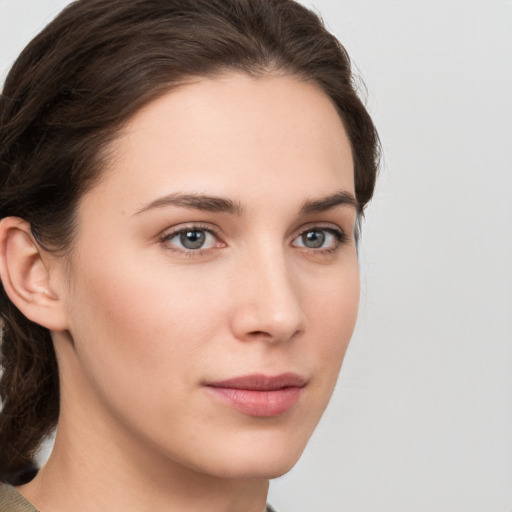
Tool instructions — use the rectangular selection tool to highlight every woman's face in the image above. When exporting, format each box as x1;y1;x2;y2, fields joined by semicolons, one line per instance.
54;73;359;479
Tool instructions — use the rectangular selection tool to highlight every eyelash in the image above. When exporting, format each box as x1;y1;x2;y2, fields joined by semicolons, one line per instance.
159;223;223;257
159;224;348;257
292;226;348;254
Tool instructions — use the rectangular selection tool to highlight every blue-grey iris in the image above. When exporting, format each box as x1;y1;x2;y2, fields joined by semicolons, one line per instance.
302;230;325;248
180;230;206;249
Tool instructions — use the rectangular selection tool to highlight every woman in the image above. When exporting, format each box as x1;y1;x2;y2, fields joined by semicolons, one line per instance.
0;0;379;511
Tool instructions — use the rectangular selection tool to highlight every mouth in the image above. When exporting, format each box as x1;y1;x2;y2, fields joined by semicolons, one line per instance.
204;373;306;418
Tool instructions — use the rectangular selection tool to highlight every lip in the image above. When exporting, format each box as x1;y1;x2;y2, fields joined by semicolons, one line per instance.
204;373;306;418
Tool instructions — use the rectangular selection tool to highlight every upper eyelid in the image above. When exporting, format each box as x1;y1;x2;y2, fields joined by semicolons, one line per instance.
160;223;221;238
292;226;345;244
292;222;345;238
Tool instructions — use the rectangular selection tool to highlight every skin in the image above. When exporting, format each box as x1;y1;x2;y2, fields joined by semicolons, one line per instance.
10;73;359;512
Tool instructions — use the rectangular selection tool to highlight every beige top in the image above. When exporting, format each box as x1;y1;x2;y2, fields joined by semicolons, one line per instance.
0;482;277;512
0;483;39;512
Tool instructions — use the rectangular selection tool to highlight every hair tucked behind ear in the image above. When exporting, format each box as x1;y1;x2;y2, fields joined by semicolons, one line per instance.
0;305;59;484
0;0;380;484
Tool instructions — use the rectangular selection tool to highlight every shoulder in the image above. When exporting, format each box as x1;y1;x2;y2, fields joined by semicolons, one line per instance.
0;483;39;512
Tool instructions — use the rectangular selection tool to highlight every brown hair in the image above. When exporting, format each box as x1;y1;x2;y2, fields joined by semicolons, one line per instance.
0;0;379;485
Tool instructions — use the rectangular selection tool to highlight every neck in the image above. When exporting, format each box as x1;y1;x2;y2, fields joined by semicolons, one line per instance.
18;426;269;512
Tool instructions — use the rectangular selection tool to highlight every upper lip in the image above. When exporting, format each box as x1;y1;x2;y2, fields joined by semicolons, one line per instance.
205;373;307;391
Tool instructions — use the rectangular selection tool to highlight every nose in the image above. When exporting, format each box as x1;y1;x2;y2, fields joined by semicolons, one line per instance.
229;247;307;344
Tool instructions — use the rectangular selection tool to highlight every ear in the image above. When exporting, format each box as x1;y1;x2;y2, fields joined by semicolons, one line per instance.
0;217;69;331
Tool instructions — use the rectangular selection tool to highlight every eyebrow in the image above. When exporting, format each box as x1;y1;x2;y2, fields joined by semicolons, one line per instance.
134;193;244;216
300;191;358;215
134;190;358;216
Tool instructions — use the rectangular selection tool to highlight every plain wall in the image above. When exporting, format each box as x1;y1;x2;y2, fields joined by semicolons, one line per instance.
1;1;511;511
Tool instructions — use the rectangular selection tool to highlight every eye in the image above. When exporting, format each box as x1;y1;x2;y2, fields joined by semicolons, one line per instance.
161;228;218;251
292;228;344;250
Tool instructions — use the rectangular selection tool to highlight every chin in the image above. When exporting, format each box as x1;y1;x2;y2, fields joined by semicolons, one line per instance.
211;456;302;481
245;453;302;479
197;431;311;481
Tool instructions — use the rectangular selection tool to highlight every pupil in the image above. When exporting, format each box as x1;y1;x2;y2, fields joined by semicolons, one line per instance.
181;230;205;249
303;230;325;248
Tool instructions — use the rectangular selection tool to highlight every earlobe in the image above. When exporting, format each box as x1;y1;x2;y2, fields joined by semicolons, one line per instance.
0;217;69;331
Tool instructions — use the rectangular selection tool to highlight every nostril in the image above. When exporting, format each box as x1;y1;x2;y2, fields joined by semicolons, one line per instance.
248;330;271;337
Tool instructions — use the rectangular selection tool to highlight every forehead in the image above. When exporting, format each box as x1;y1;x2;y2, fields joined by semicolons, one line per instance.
83;73;354;214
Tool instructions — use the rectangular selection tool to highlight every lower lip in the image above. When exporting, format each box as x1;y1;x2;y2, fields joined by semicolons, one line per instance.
206;386;302;417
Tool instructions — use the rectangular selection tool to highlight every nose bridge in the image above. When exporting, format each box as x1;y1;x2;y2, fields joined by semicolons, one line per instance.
230;239;307;342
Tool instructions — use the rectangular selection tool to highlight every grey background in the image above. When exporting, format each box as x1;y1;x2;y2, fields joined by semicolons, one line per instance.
1;1;511;511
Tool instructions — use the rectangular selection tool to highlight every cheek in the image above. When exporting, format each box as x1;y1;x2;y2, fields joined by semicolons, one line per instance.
65;252;227;396
306;259;360;331
304;262;360;378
